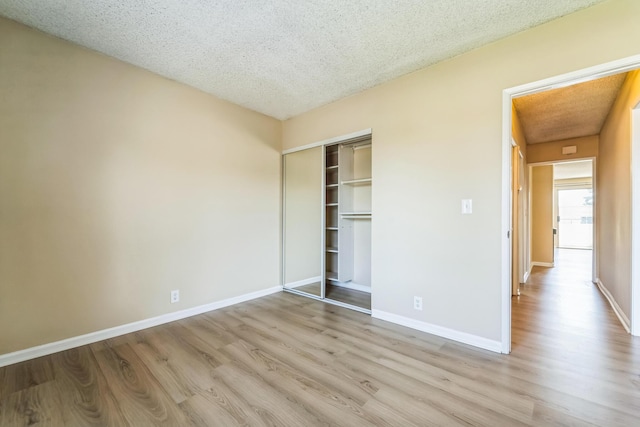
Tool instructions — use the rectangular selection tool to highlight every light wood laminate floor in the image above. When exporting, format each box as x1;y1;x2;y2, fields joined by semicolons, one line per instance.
1;249;639;426
293;282;372;310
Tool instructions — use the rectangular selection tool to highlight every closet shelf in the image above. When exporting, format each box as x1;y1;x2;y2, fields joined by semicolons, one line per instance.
341;178;371;185
326;226;339;230
326;272;339;282
326;184;339;188
326;203;339;207
326;165;339;170
326;246;339;253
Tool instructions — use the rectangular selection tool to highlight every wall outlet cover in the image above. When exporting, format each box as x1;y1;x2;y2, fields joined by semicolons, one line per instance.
170;290;180;303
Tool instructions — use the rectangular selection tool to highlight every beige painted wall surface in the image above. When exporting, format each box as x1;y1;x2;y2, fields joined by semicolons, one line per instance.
282;0;640;341
0;18;282;354
531;166;555;264
527;135;599;164
597;69;640;318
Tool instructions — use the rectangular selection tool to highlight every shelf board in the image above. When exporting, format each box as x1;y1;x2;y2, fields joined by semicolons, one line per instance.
326;203;338;207
325;246;339;253
326;227;339;230
326;184;339;188
326;272;339;281
326;165;339;170
341;178;372;185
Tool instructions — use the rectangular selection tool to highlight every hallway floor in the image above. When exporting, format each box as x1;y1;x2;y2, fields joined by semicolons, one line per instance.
511;248;640;424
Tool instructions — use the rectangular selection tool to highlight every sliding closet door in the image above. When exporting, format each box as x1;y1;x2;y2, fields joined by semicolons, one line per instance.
283;147;323;297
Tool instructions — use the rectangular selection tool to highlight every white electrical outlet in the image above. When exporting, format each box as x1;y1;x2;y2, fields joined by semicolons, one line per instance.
414;296;423;311
170;290;180;304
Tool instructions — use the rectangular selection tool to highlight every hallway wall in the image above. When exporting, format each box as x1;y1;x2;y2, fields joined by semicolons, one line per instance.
512;106;529;283
531;166;555;265
598;69;640;321
527;135;598;164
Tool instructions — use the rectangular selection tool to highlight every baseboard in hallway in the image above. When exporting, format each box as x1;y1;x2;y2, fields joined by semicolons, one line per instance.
596;278;631;333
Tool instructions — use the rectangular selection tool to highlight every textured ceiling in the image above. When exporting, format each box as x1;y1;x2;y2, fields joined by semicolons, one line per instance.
513;73;627;144
0;0;606;120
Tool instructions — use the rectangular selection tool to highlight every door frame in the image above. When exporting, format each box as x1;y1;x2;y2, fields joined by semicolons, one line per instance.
632;105;640;335
281;128;373;313
501;54;640;353
527;159;596;271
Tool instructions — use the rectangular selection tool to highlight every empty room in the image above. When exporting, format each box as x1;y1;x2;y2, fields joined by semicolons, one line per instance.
1;1;640;426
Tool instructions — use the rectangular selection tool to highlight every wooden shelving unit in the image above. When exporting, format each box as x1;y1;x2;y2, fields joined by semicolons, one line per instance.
325;145;340;284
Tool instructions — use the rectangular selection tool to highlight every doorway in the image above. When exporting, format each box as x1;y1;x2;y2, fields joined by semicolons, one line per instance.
501;55;640;353
553;160;594;251
557;188;593;249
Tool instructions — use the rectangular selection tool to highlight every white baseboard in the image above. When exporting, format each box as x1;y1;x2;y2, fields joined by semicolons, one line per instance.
531;261;554;268
371;310;502;353
330;281;371;293
284;276;322;289
596;279;631;333
0;286;282;368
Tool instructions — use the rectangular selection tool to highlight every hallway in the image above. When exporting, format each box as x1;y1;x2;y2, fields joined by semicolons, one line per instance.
511;248;640;423
514;249;618;346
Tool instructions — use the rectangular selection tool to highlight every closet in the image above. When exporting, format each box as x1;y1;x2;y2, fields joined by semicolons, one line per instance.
283;132;372;312
324;141;371;309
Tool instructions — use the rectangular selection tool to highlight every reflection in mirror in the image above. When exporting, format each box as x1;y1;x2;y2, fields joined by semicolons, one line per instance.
283;147;323;297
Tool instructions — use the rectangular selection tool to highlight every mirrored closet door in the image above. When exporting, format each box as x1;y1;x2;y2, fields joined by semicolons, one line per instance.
283;134;372;312
283;147;323;298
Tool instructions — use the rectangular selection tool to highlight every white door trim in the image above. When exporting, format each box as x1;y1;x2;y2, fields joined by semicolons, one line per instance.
632;105;640;335
501;54;640;353
282;128;372;155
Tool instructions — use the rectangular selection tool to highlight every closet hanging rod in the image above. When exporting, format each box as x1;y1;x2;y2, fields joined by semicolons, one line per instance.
340;142;372;150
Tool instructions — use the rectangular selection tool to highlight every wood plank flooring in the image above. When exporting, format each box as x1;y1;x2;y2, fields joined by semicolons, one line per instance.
293;282;372;310
325;284;371;310
1;249;639;426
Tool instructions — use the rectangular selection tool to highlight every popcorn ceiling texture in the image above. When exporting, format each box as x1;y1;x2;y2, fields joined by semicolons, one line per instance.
0;0;605;119
513;73;627;144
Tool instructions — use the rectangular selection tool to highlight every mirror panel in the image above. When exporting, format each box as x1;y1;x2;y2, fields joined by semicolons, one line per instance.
283;147;323;297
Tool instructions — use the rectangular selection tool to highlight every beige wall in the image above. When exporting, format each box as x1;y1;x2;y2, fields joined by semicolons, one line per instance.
0;18;282;354
531;166;555;264
598;69;640;318
282;0;640;341
527;135;599;164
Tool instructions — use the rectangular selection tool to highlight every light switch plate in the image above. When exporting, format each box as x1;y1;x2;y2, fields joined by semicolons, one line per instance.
462;199;473;214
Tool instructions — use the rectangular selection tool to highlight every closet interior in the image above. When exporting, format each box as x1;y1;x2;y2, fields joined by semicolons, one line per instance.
282;134;372;312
